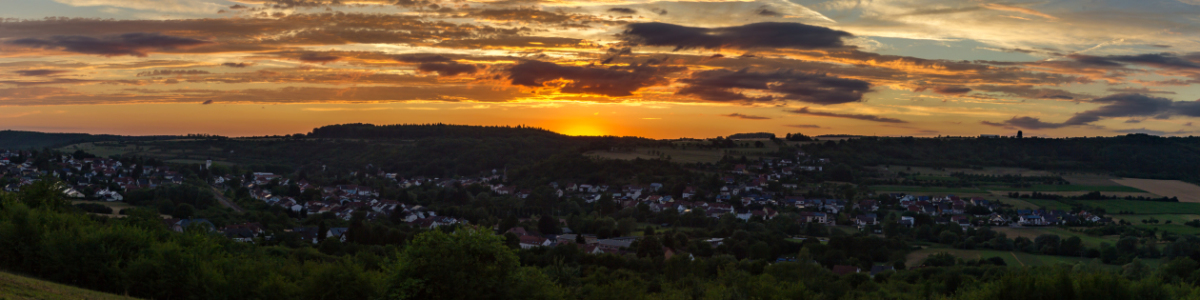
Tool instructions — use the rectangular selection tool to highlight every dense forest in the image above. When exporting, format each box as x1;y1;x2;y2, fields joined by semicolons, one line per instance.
802;134;1200;182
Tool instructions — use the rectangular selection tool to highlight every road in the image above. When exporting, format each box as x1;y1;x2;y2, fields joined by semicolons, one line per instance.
211;186;244;214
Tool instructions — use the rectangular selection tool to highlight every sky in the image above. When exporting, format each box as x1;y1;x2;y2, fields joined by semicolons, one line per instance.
2;0;1200;138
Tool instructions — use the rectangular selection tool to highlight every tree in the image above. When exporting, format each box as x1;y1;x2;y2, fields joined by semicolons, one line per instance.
537;215;561;235
174;203;195;219
386;227;521;300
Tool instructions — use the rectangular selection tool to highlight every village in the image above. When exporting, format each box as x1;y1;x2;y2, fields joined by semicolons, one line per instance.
0;147;1115;259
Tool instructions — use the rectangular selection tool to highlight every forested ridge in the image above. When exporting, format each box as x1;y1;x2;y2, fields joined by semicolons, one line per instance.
0;130;179;150
804;134;1200;182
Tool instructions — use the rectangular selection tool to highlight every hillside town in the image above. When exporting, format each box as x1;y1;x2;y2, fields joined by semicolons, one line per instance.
2;147;1113;256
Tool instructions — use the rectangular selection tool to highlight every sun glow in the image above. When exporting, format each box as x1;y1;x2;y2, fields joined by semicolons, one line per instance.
558;123;607;136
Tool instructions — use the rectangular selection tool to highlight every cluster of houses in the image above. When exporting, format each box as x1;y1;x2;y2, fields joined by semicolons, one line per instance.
504;226;679;259
235;172;464;230
890;194;1110;228
1;150;181;201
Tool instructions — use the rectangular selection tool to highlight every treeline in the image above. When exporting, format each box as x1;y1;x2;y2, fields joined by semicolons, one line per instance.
1007;191;1179;202
804;134;1200;183
308;123;566;140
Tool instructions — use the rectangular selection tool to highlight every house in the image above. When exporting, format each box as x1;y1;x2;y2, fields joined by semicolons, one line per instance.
519;235;552;249
857;200;878;212
799;211;828;224
1019;215;1045;226
855;214;878;226
899;216;915;228
221;223;264;242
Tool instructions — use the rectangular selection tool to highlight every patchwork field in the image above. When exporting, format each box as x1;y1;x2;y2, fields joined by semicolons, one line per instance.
1079;200;1200;215
992;227;1118;247
905;247;1095;268
985;185;1145;192
0;271;137;300
1112;178;1200;203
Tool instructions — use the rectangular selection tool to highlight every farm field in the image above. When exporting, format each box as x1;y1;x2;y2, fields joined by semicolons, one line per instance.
1077;200;1200;215
1018;198;1076;211
992;227;1118;247
906;246;1096;268
0;271;138;300
869;185;986;194
1112;178;1200;203
985;185;1144;193
71;200;136;217
1062;174;1124;186
1109;214;1200;235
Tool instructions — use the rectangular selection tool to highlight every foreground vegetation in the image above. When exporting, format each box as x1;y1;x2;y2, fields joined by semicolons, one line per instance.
0;271;137;300
7;181;1200;299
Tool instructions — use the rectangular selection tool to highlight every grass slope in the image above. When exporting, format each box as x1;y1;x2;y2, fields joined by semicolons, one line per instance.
0;271;137;300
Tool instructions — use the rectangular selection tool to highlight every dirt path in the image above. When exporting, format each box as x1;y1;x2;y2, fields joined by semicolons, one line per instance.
211;186;244;213
1010;252;1026;267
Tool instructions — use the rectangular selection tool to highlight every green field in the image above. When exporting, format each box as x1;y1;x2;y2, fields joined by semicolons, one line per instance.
1078;200;1200;215
0;271;137;300
906;246;1097;268
986;185;1145;192
993;227;1118;248
1020;198;1076;211
1111;214;1200;235
870;186;986;194
912;175;959;182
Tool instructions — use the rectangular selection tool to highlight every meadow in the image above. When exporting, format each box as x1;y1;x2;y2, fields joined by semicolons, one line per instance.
0;271;137;300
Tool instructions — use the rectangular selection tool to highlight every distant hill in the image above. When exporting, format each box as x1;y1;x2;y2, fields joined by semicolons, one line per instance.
726;132;776;139
0;271;138;300
0;130;177;150
308;123;566;140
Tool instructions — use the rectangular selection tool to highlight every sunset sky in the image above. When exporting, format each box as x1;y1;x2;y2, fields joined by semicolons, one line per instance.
3;0;1200;138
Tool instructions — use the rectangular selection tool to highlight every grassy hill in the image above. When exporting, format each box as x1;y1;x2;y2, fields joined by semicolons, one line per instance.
0;271;137;300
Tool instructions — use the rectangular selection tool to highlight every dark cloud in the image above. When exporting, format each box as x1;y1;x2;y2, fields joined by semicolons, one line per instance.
756;7;782;17
622;22;852;50
972;85;1089;100
298;53;341;63
1174;101;1200;117
1068;53;1200;70
601;47;633;64
1063;93;1175;125
201;99;214;105
222;62;252;68
678;69;870;104
417;62;479;76
136;69;211;77
508;60;683;97
785;124;821;129
982;116;1068;129
393;54;453;63
7;33;209;57
1107;87;1175;95
723;113;771;120
787;107;907;123
983;94;1192;129
608;8;637;14
14;69;68;76
1112;128;1191;136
